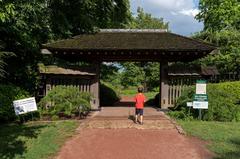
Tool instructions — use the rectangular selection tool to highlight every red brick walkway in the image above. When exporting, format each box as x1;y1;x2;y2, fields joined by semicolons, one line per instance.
56;105;214;159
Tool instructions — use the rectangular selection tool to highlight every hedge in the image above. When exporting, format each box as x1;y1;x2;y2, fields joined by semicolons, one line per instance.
100;81;120;106
169;81;240;121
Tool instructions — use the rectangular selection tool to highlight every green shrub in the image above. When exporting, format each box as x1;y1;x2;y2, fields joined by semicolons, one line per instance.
100;82;120;106
206;82;240;121
0;84;30;122
167;108;194;121
172;81;240;121
39;86;92;119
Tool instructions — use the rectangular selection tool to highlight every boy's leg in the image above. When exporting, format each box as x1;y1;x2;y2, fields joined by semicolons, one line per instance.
135;109;138;123
135;115;138;123
140;109;143;124
140;115;143;124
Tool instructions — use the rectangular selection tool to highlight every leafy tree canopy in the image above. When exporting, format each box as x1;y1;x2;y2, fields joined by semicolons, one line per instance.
117;8;169;90
196;0;240;31
127;7;169;29
49;0;131;38
0;0;131;93
194;0;240;74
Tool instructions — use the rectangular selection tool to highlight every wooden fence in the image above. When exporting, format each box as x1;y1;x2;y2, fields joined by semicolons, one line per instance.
168;77;202;107
167;73;240;107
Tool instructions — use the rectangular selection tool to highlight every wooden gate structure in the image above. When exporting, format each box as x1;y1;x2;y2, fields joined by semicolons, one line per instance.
42;29;216;109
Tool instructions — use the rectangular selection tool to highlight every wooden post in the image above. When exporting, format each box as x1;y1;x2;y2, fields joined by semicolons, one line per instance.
45;78;51;95
160;61;169;109
90;61;100;110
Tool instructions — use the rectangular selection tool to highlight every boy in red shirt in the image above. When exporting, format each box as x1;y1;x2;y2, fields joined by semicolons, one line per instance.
134;87;146;125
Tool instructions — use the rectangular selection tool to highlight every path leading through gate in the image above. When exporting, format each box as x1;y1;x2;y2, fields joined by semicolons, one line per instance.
56;99;214;159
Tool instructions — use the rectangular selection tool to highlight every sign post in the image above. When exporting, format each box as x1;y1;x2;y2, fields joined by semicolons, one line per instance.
187;102;193;116
193;80;208;120
13;97;38;122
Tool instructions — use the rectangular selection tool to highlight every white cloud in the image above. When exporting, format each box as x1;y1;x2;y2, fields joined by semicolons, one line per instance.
143;0;195;11
179;8;199;17
130;0;203;36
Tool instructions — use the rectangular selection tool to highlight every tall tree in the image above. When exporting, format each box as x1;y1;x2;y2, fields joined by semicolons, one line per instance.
0;0;131;92
0;0;52;92
119;8;169;90
194;0;240;74
49;0;131;38
0;1;15;77
196;0;240;31
128;7;169;29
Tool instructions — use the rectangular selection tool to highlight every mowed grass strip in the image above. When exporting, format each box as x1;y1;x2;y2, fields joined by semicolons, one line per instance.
0;121;78;159
121;88;158;99
178;121;240;159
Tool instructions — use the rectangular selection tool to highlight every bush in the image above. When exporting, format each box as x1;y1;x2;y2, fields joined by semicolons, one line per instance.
100;82;120;106
0;84;30;122
171;81;240;121
39;86;92;119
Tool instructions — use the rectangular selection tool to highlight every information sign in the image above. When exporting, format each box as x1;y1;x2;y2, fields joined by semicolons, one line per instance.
13;97;37;115
187;102;193;107
193;94;208;109
196;80;206;94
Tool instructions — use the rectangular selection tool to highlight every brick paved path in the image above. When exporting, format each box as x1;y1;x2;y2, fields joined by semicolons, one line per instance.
56;107;214;159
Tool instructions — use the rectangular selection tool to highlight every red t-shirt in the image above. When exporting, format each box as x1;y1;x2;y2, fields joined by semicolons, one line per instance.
135;93;146;109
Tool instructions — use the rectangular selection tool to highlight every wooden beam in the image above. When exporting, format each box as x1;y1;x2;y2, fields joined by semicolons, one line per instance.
160;61;169;109
90;61;100;109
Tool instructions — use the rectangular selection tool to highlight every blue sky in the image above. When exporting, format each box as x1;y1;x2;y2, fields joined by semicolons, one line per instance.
130;0;203;36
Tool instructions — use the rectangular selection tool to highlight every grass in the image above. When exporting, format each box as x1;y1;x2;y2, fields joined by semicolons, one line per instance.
178;120;240;159
121;88;159;99
0;120;78;159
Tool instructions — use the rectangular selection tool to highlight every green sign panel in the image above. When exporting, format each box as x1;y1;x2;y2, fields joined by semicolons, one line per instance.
193;94;208;102
196;80;207;84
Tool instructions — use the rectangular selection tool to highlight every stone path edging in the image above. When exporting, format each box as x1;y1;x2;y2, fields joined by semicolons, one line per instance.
163;113;186;135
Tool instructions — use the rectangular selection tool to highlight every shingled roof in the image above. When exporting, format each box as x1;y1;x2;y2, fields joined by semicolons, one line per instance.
168;65;219;76
42;29;216;62
39;64;96;76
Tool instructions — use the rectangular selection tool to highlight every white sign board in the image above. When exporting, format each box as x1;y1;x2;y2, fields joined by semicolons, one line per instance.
187;102;193;107
13;97;37;115
196;80;207;94
196;84;206;94
193;101;208;109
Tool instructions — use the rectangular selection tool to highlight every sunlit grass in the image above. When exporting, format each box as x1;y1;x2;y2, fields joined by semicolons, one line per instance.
178;120;240;159
121;88;158;100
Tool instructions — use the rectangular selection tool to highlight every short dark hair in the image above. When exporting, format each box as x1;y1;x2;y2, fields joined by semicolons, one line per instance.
138;87;143;93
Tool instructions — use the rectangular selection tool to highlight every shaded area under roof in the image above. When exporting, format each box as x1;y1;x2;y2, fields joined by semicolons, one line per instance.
42;29;216;62
168;65;219;76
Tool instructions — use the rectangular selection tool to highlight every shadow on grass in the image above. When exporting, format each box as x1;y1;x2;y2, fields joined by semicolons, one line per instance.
214;138;240;159
0;123;46;159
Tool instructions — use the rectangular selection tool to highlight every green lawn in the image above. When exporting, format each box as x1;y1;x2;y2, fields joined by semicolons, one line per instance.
178;120;240;159
0;120;78;159
121;88;158;100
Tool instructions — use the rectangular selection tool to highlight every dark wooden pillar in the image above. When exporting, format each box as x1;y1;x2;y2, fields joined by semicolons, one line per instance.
90;61;100;110
160;61;169;109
